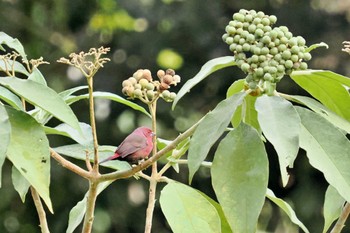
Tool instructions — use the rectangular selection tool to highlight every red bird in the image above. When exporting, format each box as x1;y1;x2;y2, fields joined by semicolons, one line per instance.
99;126;155;164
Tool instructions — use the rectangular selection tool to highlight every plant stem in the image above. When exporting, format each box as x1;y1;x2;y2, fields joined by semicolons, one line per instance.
331;202;350;233
87;77;99;169
81;181;99;233
30;187;50;233
144;101;158;233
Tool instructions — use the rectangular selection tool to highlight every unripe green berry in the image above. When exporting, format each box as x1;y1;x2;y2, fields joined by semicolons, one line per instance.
253;17;261;25
282;50;292;60
248;24;256;33
269;66;278;74
277;65;285;73
291;45;300;54
145;83;155;90
225;37;234;44
285;31;293;39
291;54;299;62
139;78;149;88
285;60;293;69
242;43;251;52
261;17;270;26
262;35;271;44
259;55;267;62
255;28;264;37
297;36;306;46
134;89;142;97
251;55;259;63
261;47;269;55
303;52;312;61
226;26;236;34
222;33;229;42
248;81;258;89
233;13;245;22
300;62;308;70
246;34;255;42
263;73;273;81
257;11;265;18
134;83;142;90
270;47;278;55
146;90;155;100
278;44;287;52
245;14;253;22
246;74;254;82
241;63;250;73
269;15;277;24
280;36;288;44
255;67;264;77
161;90;170;99
288;38;298;46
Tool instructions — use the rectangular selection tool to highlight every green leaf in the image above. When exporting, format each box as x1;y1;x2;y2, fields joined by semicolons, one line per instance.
172;56;236;109
0;86;24;110
0;32;27;60
211;123;268;233
5;106;52;213
0;60;29;76
297;107;350;202
188;91;246;183
28;67;47;85
255;95;300;186
322;185;345;233
197;191;232;233
305;42;328;52
0;105;11;187
0;77;81;131
11;166;30;202
66;181;113;233
266;189;309;233
287;95;350;133
53;144;131;171
45;122;93;147
67;91;150;117
291;70;350;121
160;182;221;233
59;85;88;99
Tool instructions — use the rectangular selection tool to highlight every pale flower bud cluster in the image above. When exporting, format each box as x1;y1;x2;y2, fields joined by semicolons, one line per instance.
122;68;181;103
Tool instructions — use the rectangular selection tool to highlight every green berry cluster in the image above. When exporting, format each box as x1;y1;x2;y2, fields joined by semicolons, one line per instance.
222;9;311;95
122;68;180;102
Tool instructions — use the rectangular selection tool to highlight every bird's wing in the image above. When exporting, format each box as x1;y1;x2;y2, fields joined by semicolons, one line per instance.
116;134;147;158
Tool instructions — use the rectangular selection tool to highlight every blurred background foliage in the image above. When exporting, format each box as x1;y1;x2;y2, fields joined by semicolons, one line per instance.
0;0;350;232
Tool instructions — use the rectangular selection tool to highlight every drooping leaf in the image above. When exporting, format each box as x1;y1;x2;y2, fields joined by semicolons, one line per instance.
28;67;47;85
160;182;221;233
59;85;88;99
5;106;52;213
0;86;24;110
11;166;30;202
66;181;113;233
172;56;236;109
188;91;246;183
291;70;350;121
66;91;150;117
211;123;268;233
52;144;131;171
45;122;93;147
297;107;350;202
266;189;309;233
0;77;81;132
322;185;345;233
0;32;27;60
255;95;300;186
287;95;350;133
0;105;11;187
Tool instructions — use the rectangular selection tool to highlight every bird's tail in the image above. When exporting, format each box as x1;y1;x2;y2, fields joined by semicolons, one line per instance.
99;153;120;164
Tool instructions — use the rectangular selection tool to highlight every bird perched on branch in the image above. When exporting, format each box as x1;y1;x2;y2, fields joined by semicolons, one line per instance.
99;127;155;164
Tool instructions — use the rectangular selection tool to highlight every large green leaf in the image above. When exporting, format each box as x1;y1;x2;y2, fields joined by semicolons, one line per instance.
291;70;350;121
297;107;350;202
188;91;246;183
28;67;47;85
286;95;350;133
211;123;268;233
66;181;113;233
66;91;150;117
322;185;345;233
5;106;52;212
11;166;30;202
160;182;221;233
0;32;27;60
266;189;309;233
45;122;93;147
0;86;24;110
255;95;300;186
172;56;236;109
0;77;81;131
0;104;11;187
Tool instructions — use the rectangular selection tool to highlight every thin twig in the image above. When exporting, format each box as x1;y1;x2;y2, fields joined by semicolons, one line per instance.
30;187;50;233
50;148;91;179
330;202;350;233
87;77;99;169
